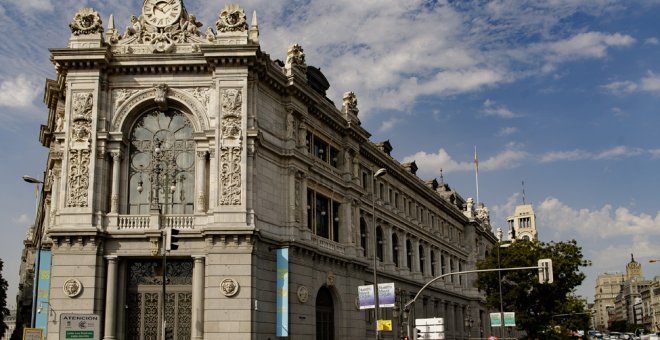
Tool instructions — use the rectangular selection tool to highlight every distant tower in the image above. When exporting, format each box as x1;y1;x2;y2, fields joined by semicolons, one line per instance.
506;204;537;241
625;253;643;281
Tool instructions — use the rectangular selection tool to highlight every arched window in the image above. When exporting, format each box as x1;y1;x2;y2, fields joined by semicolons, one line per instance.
392;234;399;267
419;244;425;274
128;110;195;214
360;218;367;257
406;239;413;270
430;250;436;277
376;226;383;261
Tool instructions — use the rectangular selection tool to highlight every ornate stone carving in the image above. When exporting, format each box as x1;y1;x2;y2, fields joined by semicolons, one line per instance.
154;83;169;110
286;44;306;68
297;286;309;303
66;92;93;208
216;4;248;33
112;88;207;130
221;89;242;140
111;0;208;54
220;278;239;297
219;146;241;205
69;8;104;36
113;89;138;109
286;110;296;140
184;87;210;109
221;88;242;116
326;271;335;287
342;91;359;116
63;278;83;297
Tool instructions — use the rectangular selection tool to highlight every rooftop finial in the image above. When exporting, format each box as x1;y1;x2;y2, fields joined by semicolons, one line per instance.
522;180;526;204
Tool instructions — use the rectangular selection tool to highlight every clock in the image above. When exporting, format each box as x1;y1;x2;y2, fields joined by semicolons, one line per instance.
142;0;182;28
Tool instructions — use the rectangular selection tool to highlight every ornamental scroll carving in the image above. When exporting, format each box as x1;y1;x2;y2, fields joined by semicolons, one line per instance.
69;8;104;36
219;146;241;205
66;92;93;208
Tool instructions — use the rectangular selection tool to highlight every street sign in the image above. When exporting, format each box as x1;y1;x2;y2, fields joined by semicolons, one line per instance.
59;314;100;340
415;317;444;325
415;318;445;340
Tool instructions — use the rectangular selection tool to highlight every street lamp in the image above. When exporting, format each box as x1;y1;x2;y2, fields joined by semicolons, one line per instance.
372;167;387;339
497;241;511;339
22;174;44;329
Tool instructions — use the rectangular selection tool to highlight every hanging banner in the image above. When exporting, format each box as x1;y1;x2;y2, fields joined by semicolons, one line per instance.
377;282;396;308
35;250;52;335
358;283;396;309
276;248;289;337
358;285;375;309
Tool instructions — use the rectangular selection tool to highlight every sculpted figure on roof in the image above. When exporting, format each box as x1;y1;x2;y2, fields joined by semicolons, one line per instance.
216;4;249;32
69;8;104;36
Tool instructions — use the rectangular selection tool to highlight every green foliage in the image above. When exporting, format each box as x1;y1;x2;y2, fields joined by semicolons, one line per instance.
0;258;9;339
475;240;590;338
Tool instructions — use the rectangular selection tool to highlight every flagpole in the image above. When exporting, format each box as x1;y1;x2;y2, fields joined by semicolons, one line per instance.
474;145;479;205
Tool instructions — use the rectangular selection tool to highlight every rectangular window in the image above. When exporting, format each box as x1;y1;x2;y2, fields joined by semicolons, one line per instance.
394;192;399;209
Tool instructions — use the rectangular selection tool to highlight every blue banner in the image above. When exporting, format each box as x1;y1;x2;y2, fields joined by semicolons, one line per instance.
35;249;52;334
276;248;289;337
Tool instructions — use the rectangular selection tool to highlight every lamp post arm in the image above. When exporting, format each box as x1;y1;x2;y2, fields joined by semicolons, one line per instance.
404;265;541;311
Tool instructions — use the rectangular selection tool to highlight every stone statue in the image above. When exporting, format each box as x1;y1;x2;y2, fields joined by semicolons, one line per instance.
69;8;104;36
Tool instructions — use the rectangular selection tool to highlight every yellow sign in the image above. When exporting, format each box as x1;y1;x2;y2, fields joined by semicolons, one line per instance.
23;328;43;340
377;320;392;331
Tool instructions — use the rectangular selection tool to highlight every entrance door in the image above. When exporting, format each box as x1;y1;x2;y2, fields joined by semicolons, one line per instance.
316;286;335;340
125;260;193;340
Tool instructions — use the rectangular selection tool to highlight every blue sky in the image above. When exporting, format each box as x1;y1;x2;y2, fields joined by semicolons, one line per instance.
1;0;660;305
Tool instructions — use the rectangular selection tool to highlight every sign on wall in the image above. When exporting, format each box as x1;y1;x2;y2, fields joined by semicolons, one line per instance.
276;248;289;337
358;283;396;309
59;314;100;340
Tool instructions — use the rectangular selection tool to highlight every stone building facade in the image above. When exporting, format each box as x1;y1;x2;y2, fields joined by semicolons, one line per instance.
29;2;497;339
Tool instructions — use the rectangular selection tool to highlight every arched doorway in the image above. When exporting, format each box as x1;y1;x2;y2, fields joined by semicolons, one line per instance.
316;286;335;340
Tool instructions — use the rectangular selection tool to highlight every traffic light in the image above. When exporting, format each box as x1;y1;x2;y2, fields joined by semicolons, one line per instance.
165;227;180;251
164;327;174;340
538;258;553;283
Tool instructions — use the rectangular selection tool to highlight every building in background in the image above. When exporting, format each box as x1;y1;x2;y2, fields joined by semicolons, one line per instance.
594;272;624;330
18;2;499;339
506;203;537;242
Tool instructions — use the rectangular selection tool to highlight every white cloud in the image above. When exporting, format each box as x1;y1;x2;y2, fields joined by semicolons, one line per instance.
540;150;591;162
640;71;660;93
542;32;635;63
497;127;518;136
403;144;528;176
482;99;522;118
537;197;660;239
12;0;53;12
645;37;659;45
0;75;39;108
13;214;32;226
594;146;644;160
611;107;628;117
378;117;402;133
601;80;638;95
650;149;660;158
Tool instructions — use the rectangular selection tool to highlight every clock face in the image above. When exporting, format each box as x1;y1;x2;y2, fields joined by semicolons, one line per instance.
142;0;182;27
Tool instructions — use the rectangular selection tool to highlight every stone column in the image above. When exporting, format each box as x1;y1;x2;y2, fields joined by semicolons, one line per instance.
109;151;121;214
103;256;118;340
424;245;432;277
196;151;207;213
412;238;420;273
384;224;393;265
191;255;205;340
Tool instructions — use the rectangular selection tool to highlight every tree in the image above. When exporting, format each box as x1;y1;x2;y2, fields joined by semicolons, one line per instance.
475;239;589;338
0;258;9;339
